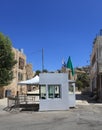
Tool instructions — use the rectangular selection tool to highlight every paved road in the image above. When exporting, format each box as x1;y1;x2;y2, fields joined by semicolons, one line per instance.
0;93;102;130
0;104;102;130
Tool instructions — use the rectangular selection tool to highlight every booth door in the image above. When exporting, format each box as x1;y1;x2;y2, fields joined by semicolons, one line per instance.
69;83;76;107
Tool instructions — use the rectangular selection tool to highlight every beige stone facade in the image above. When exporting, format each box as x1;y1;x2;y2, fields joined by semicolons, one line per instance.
90;35;102;101
25;64;35;92
0;48;34;98
3;48;26;97
25;64;34;79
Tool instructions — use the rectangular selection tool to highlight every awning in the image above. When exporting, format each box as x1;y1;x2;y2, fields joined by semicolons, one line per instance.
18;75;39;85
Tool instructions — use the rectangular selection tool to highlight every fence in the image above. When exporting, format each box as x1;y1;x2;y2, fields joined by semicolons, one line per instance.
7;95;39;111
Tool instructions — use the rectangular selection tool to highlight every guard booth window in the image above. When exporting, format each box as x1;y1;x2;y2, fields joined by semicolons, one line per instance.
48;85;61;98
40;85;46;99
69;83;74;94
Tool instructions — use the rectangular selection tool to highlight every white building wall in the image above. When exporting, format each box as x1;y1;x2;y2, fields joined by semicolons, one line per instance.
39;73;69;111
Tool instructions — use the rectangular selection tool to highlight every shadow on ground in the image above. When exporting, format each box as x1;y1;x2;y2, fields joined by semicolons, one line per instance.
76;91;102;103
3;103;39;112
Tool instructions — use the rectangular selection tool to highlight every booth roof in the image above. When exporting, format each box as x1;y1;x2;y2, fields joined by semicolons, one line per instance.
18;75;39;85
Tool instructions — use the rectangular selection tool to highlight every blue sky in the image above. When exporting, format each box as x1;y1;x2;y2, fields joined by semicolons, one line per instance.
0;0;102;71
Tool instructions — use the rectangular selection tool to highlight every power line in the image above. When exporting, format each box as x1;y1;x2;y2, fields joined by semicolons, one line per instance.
26;48;44;72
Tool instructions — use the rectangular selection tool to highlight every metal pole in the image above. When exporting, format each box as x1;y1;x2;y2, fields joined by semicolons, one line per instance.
42;48;44;72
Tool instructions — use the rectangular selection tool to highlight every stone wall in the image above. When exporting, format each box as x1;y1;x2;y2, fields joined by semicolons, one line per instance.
2;48;27;97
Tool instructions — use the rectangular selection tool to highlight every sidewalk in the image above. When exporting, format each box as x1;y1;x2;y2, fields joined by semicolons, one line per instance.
76;100;90;105
0;98;8;113
75;91;90;105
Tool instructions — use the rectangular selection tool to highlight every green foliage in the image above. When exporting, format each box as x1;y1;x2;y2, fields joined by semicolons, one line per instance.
0;33;17;87
42;69;48;73
35;69;48;76
76;73;90;91
35;70;41;76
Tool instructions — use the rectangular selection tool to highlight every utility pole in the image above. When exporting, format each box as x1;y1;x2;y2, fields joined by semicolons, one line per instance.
42;48;44;72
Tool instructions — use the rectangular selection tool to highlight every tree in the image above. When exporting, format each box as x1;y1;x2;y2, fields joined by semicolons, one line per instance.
35;70;41;76
76;73;90;91
42;69;48;73
35;69;48;76
0;33;17;87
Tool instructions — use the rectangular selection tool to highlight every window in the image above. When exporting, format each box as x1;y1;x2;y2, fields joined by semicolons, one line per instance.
19;57;24;70
48;85;61;98
27;85;32;91
40;85;46;99
18;72;23;81
92;54;96;66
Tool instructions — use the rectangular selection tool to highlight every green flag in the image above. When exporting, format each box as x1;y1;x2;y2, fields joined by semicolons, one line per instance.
67;56;74;76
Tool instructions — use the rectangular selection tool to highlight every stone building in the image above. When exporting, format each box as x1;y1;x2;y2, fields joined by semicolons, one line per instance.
25;64;35;91
90;32;102;101
26;64;34;80
0;47;34;98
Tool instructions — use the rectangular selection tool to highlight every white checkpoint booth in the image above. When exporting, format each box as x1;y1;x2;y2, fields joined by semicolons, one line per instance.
39;73;76;111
